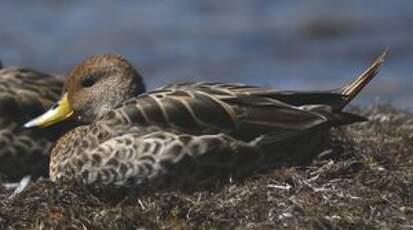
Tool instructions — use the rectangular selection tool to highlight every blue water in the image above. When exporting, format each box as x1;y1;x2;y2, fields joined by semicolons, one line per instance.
0;1;412;108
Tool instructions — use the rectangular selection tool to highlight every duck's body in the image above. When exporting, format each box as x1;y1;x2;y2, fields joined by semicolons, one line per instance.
26;52;385;189
0;66;68;180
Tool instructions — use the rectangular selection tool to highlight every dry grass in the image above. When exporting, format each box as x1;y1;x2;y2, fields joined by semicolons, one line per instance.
0;105;412;229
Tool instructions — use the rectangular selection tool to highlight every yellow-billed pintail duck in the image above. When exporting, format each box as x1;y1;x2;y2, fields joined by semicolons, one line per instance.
0;64;72;180
25;52;385;189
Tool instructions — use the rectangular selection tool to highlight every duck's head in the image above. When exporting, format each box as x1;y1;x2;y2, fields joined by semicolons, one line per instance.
24;54;146;128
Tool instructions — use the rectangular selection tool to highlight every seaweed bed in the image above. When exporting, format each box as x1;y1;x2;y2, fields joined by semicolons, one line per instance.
0;105;412;229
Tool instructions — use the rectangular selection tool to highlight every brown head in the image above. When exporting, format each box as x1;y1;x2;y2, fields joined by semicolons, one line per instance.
24;54;146;128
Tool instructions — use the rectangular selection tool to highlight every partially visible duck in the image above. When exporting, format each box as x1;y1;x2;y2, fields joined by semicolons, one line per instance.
0;64;70;180
25;52;385;189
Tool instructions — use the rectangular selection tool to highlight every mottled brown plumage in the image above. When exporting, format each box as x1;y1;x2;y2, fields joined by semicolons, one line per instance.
0;66;71;180
26;52;385;189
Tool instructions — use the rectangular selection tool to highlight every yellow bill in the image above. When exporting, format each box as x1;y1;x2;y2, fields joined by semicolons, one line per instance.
24;93;74;128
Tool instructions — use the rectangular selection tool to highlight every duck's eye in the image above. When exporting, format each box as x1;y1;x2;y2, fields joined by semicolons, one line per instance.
81;75;96;88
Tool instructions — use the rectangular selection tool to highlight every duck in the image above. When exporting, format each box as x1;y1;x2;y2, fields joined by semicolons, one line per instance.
25;52;385;189
0;64;73;181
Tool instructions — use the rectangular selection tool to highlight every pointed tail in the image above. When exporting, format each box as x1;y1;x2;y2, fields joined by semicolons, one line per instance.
339;50;386;109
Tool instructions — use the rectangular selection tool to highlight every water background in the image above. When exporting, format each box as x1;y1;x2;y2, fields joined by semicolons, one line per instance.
0;1;412;108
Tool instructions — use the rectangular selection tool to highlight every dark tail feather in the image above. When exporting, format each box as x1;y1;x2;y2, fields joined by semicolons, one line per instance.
302;104;367;127
325;111;367;126
339;50;386;109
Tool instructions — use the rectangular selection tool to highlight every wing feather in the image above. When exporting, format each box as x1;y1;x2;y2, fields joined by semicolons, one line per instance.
113;82;329;142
